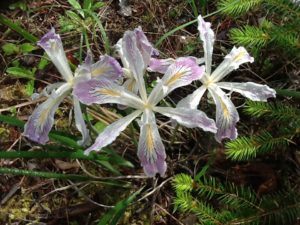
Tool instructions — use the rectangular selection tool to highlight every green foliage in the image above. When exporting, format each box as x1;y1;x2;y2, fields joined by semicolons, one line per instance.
225;100;299;161
218;0;300;58
173;173;300;225
218;0;262;17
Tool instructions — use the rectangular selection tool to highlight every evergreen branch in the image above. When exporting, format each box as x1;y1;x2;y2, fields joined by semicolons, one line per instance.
218;0;263;17
225;131;291;161
230;25;270;48
263;0;300;18
244;101;300;121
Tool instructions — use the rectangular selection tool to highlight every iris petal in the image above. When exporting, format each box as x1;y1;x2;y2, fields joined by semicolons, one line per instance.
208;84;240;142
84;110;142;155
217;82;276;101
138;110;167;177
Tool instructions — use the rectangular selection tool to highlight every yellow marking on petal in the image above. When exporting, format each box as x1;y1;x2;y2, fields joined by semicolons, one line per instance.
97;88;121;97
92;67;108;76
38;108;51;126
165;71;186;86
233;50;246;62
219;96;230;120
146;124;154;152
127;79;135;92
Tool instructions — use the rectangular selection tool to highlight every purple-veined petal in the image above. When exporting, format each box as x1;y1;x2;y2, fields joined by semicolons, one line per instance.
210;46;254;82
84;110;142;155
73;78;144;109
148;58;175;74
38;28;73;82
217;82;276;101
90;55;123;80
73;97;91;146
122;30;147;101
138;109;167;177
134;27;158;66
198;15;215;75
208;84;240;142
74;51;94;81
177;85;207;109
23;83;71;144
148;57;204;105
154;106;217;133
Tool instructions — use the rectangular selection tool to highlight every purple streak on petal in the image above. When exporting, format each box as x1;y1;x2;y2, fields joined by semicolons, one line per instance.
37;27;61;50
92;55;123;80
148;58;175;74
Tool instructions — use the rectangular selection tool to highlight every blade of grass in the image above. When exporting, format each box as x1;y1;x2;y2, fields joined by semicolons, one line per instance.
0;167;130;187
97;187;143;225
276;89;300;98
0;14;38;43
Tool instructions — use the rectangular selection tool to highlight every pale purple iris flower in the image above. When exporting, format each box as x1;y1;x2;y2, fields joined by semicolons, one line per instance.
73;28;217;177
23;28;123;146
175;15;276;142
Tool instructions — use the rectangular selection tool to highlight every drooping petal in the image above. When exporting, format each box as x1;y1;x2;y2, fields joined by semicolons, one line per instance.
217;82;276;101
23;83;71;144
154;106;217;133
148;57;204;105
177;85;207;109
197;15;215;75
208;84;240;142
73;78;144;109
84;110;142;155
138;109;166;177
210;46;254;82
122;30;147;100
73;97;91;146
38;28;73;82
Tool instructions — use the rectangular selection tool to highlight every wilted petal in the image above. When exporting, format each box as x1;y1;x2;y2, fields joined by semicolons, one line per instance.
177;85;207;109
198;15;215;75
138;110;166;177
210;46;254;82
208;84;240;142
23;83;71;144
154;106;217;133
122;30;147;100
73;97;91;146
84;110;142;155
73;78;144;109
38;28;73;82
217;82;276;101
148;57;204;105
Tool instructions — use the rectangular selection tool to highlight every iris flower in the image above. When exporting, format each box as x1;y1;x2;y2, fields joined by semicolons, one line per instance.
23;28;123;146
175;15;276;142
73;28;217;176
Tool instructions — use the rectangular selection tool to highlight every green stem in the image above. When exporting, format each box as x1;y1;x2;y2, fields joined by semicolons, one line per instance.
0;150;107;161
276;89;300;98
0;167;91;181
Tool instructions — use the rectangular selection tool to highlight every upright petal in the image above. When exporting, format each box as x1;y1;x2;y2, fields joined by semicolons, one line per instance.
38;28;73;82
177;85;207;109
154;106;217;133
73;78;144;109
198;15;215;75
208;84;240;142
122;30;147;100
138;110;167;177
84;110;142;155
148;57;204;105
134;27;157;66
217;82;276;101
90;55;123;80
73;97;91;146
210;46;254;82
23;83;71;144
